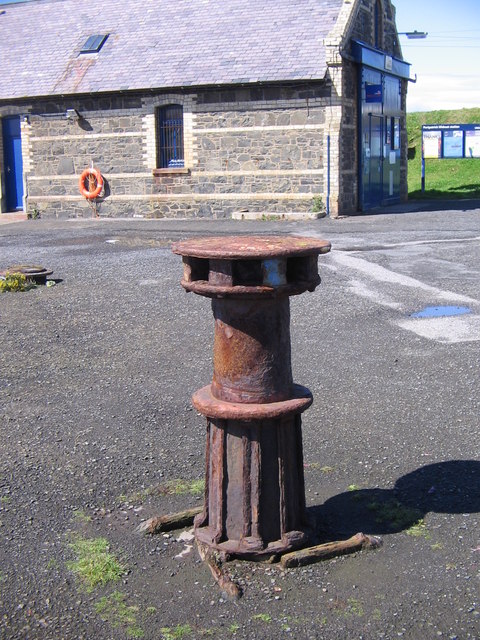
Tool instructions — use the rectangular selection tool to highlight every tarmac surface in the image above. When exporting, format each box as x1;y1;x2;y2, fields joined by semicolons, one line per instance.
0;202;479;639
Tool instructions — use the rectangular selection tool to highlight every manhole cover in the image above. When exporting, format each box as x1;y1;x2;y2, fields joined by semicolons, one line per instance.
0;265;53;285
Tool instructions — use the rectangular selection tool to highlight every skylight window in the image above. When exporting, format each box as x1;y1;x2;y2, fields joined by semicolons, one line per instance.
80;34;109;54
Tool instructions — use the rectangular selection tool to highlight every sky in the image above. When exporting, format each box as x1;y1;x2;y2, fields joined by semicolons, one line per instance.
394;0;480;112
1;0;479;113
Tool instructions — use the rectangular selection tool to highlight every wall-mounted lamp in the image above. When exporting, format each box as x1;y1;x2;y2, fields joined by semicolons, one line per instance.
65;108;81;121
398;30;428;39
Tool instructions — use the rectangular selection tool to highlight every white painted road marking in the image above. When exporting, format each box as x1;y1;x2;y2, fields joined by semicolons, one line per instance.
330;250;480;343
398;315;480;344
331;251;477;304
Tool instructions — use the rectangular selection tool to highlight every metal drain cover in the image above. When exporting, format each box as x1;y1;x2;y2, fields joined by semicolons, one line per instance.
0;265;53;285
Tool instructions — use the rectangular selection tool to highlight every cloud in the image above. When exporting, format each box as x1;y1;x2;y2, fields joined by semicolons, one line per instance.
407;73;480;112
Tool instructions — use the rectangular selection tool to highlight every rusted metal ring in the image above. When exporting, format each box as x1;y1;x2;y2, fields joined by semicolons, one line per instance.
179;278;321;299
192;383;313;421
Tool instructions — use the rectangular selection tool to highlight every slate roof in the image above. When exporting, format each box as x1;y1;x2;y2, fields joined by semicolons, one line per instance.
0;0;344;100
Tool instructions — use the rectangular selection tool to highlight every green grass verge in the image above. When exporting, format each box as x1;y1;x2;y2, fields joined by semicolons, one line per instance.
407;107;480;199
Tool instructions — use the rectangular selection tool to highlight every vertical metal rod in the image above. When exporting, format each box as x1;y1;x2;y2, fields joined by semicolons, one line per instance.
327;134;331;216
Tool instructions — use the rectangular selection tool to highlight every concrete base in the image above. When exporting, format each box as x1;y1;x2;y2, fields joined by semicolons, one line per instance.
231;211;325;221
0;212;28;225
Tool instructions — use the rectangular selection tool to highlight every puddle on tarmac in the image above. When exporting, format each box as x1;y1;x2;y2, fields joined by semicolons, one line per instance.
410;306;472;319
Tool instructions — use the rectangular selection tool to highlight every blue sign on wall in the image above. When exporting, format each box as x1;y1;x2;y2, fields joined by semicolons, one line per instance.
365;83;383;103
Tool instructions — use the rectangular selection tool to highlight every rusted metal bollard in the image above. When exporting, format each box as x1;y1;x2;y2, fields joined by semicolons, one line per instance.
172;236;331;558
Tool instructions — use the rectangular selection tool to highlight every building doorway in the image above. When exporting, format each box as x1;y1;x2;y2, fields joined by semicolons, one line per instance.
2;116;24;212
364;114;383;208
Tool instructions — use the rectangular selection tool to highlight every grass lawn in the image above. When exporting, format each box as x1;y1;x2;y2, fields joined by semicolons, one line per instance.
407;108;480;200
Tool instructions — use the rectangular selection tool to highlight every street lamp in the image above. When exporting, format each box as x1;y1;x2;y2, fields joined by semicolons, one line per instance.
398;30;428;39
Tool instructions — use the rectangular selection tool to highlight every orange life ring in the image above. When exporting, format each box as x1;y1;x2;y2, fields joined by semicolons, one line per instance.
79;168;103;199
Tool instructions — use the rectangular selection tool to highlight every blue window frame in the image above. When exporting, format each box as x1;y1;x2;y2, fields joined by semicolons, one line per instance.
156;105;184;169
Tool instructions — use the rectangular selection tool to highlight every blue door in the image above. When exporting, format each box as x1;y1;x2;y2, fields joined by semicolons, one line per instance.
2;116;24;211
365;115;383;208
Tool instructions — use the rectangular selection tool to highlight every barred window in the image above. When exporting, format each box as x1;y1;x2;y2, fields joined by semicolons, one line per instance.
156;104;184;169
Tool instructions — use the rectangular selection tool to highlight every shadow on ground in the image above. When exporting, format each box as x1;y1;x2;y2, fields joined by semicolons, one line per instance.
405;195;480;207
309;460;480;538
353;198;480;216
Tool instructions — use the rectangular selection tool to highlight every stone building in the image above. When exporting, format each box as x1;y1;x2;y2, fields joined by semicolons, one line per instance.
0;0;410;220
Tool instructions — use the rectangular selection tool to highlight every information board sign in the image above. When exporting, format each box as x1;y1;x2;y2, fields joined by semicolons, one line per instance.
443;130;463;158
422;124;480;159
421;124;480;191
465;130;480;158
423;130;441;158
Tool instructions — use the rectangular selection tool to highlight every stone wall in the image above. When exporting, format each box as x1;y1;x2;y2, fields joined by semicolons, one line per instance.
4;82;346;220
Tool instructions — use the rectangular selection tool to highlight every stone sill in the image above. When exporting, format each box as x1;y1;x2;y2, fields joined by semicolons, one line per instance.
153;168;190;176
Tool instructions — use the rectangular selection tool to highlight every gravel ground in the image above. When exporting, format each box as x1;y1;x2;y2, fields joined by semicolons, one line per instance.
0;210;479;640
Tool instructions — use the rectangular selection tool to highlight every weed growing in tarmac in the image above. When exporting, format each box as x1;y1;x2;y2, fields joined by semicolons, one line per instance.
366;498;423;530
67;535;125;592
120;478;205;504
67;533;149;636
72;509;92;524
0;272;35;293
304;462;335;473
95;591;144;638
160;624;193;639
46;558;58;570
347;483;362;492
252;613;272;623
345;598;365;617
405;518;430;539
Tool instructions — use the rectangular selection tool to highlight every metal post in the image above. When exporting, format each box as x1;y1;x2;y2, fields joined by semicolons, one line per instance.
327;134;331;216
172;236;331;558
421;132;426;193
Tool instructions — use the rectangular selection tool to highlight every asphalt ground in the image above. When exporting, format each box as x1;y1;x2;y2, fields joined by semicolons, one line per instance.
0;202;479;639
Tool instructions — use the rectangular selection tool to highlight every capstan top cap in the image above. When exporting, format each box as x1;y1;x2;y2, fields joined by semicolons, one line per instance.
171;235;331;259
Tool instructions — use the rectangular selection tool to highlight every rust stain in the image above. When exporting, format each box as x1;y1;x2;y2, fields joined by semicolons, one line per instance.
53;58;95;94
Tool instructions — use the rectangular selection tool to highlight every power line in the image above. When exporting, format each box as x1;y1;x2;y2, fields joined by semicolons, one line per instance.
402;44;480;49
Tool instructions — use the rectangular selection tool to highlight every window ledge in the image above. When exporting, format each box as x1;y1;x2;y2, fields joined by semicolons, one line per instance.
153;168;190;176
